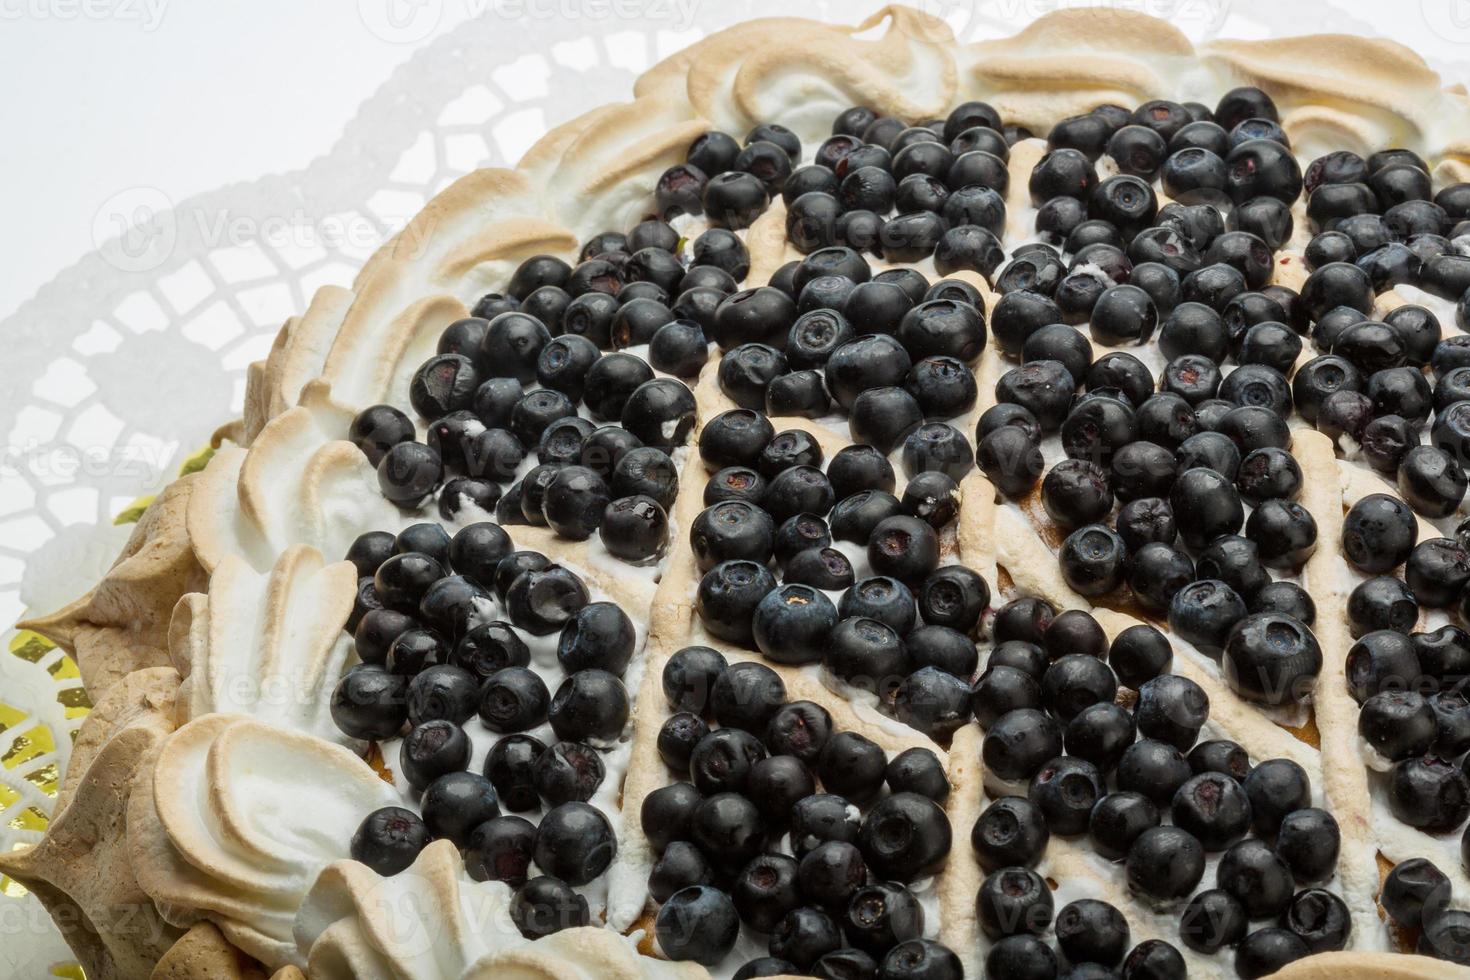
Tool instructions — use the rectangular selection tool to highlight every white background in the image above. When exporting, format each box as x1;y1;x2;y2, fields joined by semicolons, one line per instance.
6;0;1470;323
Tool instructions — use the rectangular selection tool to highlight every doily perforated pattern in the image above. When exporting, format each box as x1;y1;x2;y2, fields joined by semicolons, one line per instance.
6;2;1470;975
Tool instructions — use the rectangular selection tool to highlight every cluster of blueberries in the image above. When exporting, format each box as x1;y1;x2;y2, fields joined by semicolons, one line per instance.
316;67;1470;975
971;597;1345;980
645;647;956;975
329;519;636;940
1343;490;1470;836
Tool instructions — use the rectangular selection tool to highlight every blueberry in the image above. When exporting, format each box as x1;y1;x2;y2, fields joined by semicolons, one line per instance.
983;709;1062;782
421;771;500;847
1028;756;1104;835
885;748;950;803
406;664;479;727
331;666;407;740
1221;613;1321;706
1389;757;1470;833
971;796;1049;871
351;806;430;876
1126;825;1204;901
732;853;801;933
1089;791;1159;862
1055;899;1129;968
1243;758;1311;836
484;733;545;812
656;885;740;965
511;875;589;939
845;881;926;957
534;802;615;886
752;584;839;665
478;667;550;734
533;740;605;806
548;669;628;744
766;700;835;764
647;839;713;905
770;906;845;970
977;867;1053;939
818;731;888;805
1178;888;1247;953
400;718;472;791
1381;857;1451;929
458;814;536;887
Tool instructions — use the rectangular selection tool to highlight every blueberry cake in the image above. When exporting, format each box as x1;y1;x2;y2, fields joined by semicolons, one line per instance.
14;6;1470;980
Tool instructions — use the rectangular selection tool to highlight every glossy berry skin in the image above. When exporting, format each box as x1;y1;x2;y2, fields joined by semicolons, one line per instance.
477;666;550;734
1380;857;1451;929
1170;466;1244;550
1221;613;1322;706
895;666;973;739
820;731;889;805
1134;674;1209;750
1167;579;1246;654
1109;625;1173;690
1282;888;1352;955
1088;791;1159;862
977;866;1053;940
1117;740;1192;809
916;566;989;632
983;709;1063;782
697;560;778;646
1058;523;1128;596
1218;838;1295;920
798;839;868;910
1346;575;1419;638
549;669;629;744
877;939;963;980
331;666;408;741
1065;702;1137;774
867;516;940;584
420;771;500;848
484;734;546;813
753;584;839;665
769;905;844;970
400;719;472;791
535;740;606;806
461;814;537;887
656;885;741;965
1171;772;1250;851
1122;939;1187;980
1275;807;1341;885
1243;759;1311;836
511;875;589;939
1400;444;1468;518
858;791;952;882
1055;898;1130;968
406;665;480;728
843;881;926;958
647;840;713;904
1028;756;1105;836
1389;757;1470;833
1178;888;1247;953
557;602;636;676
534;802;616;886
711;661;787;733
351;806;430;876
1126;825;1205;902
885;748;950;803
732;853;801;934
971;796;1050;872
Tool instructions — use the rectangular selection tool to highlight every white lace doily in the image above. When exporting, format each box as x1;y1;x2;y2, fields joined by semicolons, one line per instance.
3;2;1467;974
